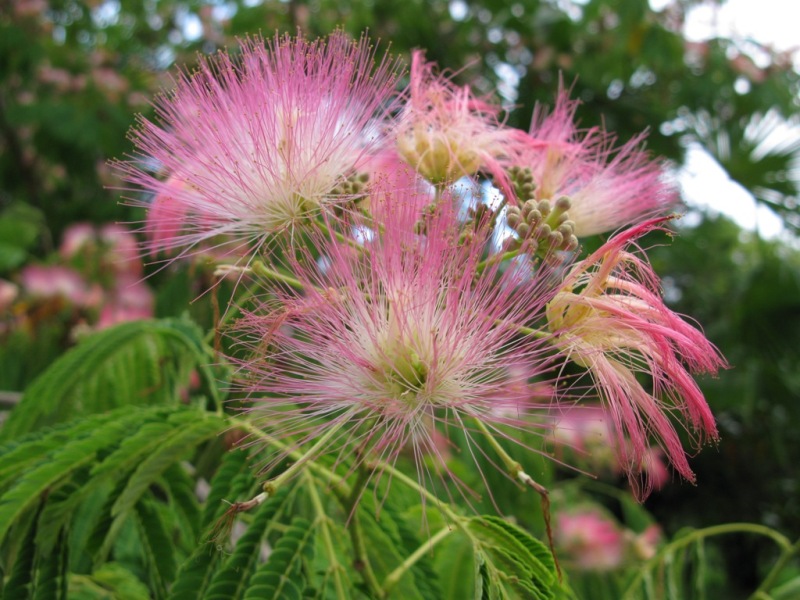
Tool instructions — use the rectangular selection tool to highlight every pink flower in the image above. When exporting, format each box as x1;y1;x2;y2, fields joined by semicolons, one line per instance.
546;218;725;498
234;192;560;496
555;510;625;571
59;223;95;259
118;32;401;256
631;524;663;561
550;407;671;490
515;92;677;237
0;279;18;311
395;51;520;191
20;265;102;308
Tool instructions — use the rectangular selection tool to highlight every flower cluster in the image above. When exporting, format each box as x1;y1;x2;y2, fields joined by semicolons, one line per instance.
2;223;153;337
120;32;724;501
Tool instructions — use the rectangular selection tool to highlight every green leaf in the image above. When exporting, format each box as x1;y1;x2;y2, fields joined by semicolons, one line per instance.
243;517;315;600
169;448;258;600
92;411;226;562
356;498;426;599
0;318;210;441
435;529;476;600
67;563;151;600
3;500;42;599
201;485;295;600
161;463;203;547
0;413;123;494
466;516;558;600
32;527;68;600
133;496;177;598
0;407;164;546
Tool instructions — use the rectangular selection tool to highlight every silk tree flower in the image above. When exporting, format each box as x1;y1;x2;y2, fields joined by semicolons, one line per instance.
555;509;625;571
117;32;401;256
550;406;671;490
546;218;725;498
515;92;677;237
395;51;522;193
234;192;562;497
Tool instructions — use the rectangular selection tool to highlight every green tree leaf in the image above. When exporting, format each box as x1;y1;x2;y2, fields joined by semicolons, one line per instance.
0;318;211;441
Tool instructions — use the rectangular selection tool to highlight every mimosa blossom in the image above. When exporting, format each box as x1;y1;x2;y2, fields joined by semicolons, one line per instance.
555;510;625;571
546;218;726;497
235;194;561;493
516;93;677;237
117;32;401;255
395;51;521;192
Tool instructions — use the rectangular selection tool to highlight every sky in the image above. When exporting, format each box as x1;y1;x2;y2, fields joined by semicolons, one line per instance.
673;0;800;240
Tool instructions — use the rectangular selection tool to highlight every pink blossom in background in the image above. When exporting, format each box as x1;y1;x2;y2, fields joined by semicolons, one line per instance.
550;407;671;490
516;92;677;237
546;218;725;498
99;224;143;276
631;524;663;561
555;510;625;571
96;272;154;330
395;51;522;193
0;280;19;311
20;265;102;308
550;406;618;472
118;32;402;257
59;223;95;259
234;192;562;496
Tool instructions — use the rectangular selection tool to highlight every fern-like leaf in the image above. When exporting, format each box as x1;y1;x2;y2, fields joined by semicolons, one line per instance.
0;318;209;441
202;486;294;600
243;517;315;600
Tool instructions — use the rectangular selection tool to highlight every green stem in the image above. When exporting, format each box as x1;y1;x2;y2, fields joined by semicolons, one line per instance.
367;459;464;525
381;526;453;595
750;536;800;599
344;466;383;598
623;523;793;599
493;319;550;340
316;219;364;253
303;471;349;600
251;261;306;290
229;417;347;492
471;417;560;578
476;248;521;275
263;417;351;494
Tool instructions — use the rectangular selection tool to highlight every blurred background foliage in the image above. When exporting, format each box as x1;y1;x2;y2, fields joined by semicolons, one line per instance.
1;0;799;596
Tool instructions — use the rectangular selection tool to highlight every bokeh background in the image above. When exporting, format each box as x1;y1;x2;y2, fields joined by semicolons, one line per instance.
2;0;799;596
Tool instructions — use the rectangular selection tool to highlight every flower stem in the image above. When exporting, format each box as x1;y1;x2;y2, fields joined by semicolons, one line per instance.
251;260;306;290
381;526;453;595
343;466;383;598
471;417;561;579
366;459;464;525
476;248;520;274
229;417;348;492
303;471;350;600
622;523;793;599
262;418;351;495
750;536;800;600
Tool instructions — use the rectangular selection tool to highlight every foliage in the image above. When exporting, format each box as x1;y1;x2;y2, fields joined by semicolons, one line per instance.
2;1;800;599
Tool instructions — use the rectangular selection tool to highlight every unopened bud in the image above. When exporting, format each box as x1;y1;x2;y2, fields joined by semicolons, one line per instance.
565;234;579;251
522;199;537;219
516;222;531;238
555;195;571;212
534;223;551;240
526;209;542;226
506;207;522;229
547;231;564;248
557;222;575;238
537;200;551;217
